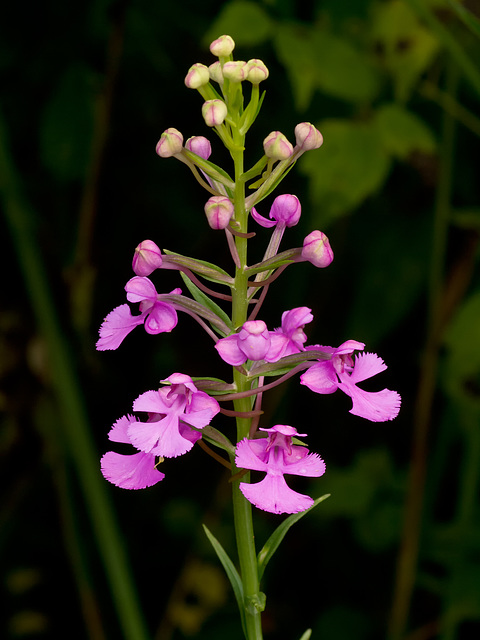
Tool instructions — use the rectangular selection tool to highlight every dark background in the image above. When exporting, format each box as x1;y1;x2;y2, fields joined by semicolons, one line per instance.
1;1;480;639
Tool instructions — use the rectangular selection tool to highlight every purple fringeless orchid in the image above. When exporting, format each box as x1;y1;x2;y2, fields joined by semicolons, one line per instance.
300;340;401;422
215;307;313;366
235;425;326;514
101;374;221;489
96;276;181;351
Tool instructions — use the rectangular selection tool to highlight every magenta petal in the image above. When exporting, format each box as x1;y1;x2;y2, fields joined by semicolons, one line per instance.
128;412;195;458
283;448;326;478
183;392;220;428
348;352;387;383
240;474;314;514
107;415;136;444
251;206;277;228
144;302;178;334
235;438;269;472
281;307;313;335
334;339;365;355
215;335;247;365
300;361;338;394
264;333;290;362
133;390;170;414
96;304;146;350
125;276;157;303
338;383;401;422
101;451;164;489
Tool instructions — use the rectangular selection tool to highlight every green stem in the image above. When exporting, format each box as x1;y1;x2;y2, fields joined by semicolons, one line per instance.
230;132;264;639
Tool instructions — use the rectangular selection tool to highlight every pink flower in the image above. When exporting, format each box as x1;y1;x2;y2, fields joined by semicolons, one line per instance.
96;276;181;351
127;373;220;458
215;308;313;366
235;425;326;514
251;194;301;229
215;320;271;365
271;307;313;359
300;340;401;422
101;415;165;490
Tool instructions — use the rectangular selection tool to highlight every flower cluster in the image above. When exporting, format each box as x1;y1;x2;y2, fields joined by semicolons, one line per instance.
96;34;401;516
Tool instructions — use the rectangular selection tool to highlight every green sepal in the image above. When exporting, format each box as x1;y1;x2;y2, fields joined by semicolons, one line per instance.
201;425;236;455
179;271;232;336
182;149;235;190
192;377;237;395
163;249;234;285
257;494;330;582
202;524;247;637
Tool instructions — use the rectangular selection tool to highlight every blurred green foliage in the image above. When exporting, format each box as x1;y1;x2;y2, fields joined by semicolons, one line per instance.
1;0;480;639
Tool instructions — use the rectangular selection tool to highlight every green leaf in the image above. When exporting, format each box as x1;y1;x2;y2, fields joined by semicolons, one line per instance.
375;103;436;159
274;23;380;110
179;271;232;335
301;119;391;226
203;524;246;635
370;0;440;101
257;494;330;581
203;0;274;47
447;0;480;39
298;630;312;640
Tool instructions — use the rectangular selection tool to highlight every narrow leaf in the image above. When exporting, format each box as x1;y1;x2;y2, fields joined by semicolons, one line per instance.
257;494;330;581
203;524;246;635
179;271;232;332
299;630;312;640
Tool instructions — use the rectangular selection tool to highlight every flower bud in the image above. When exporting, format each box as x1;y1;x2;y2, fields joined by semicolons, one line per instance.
222;60;248;83
204;196;234;229
270;194;301;227
263;131;294;161
238;321;270;361
156;128;183;157
209;61;224;84
301;230;334;268
132;240;163;276
185;136;212;160
294;123;323;151
184;63;210;89
247;59;269;84
202;99;228;127
209;35;235;57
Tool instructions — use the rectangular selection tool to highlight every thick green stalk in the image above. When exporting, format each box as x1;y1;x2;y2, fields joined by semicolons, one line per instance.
230;136;264;639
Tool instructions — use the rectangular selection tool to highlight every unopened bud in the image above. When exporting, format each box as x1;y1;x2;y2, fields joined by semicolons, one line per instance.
222;60;248;83
185;136;212;160
209;61;224;84
156;128;183;157
270;194;301;227
247;59;269;84
295;122;323;150
204;196;234;229
132;240;163;276
301;230;334;268
202;99;228;127
263;131;294;161
210;35;235;57
185;63;210;89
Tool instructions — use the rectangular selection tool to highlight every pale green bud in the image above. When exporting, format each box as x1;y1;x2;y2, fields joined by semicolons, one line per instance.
209;35;235;57
247;59;269;84
263;131;294;160
185;63;210;89
202;99;228;127
222;60;248;83
156;128;183;157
